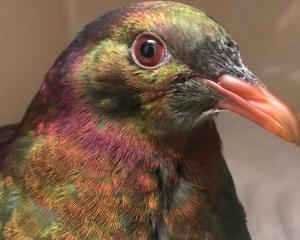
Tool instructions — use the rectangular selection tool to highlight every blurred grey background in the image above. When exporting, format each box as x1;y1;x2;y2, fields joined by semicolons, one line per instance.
0;1;299;239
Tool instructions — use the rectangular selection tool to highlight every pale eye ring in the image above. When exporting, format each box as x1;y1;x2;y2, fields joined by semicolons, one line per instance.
131;32;168;69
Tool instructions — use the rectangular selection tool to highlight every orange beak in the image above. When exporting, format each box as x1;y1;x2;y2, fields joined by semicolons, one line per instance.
204;75;300;145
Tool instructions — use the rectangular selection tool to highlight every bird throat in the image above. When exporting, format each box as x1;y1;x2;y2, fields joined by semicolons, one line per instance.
3;111;248;239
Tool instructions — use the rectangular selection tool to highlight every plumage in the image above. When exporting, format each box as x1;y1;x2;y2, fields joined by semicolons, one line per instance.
0;1;299;240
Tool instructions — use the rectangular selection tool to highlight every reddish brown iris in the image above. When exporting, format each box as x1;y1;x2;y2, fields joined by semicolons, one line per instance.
132;33;165;68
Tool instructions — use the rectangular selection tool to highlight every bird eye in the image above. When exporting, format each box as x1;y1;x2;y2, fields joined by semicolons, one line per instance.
131;32;166;69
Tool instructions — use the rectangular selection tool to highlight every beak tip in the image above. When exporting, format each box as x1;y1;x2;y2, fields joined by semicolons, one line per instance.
287;116;300;146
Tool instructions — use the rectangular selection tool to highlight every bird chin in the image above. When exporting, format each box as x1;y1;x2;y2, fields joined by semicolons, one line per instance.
191;108;223;127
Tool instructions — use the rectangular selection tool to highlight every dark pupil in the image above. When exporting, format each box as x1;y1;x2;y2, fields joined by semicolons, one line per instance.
140;40;156;58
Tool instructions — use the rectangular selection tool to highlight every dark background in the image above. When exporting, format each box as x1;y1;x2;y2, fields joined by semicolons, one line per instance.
0;1;299;239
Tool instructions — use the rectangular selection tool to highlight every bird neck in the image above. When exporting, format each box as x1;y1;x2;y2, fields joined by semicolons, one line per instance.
117;116;228;203
152;119;228;203
125;117;249;239
14;109;249;239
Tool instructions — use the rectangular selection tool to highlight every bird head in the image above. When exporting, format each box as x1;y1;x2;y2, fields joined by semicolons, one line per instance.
46;1;300;144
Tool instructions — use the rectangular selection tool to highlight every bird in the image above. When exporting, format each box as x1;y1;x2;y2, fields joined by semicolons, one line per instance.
0;1;299;239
